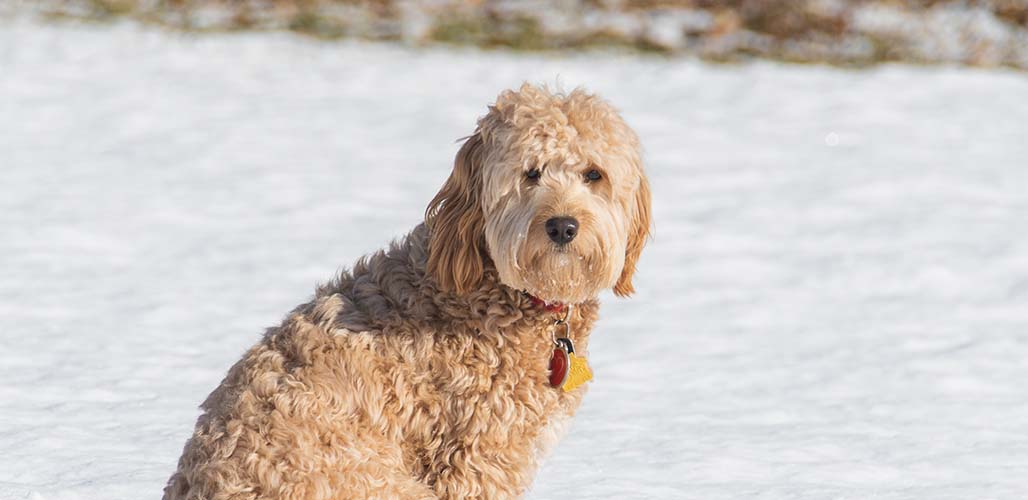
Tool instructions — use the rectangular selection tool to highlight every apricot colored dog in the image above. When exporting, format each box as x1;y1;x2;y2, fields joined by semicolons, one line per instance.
165;83;650;499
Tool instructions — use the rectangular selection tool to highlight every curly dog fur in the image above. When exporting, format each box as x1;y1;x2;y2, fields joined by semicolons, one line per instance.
164;83;651;499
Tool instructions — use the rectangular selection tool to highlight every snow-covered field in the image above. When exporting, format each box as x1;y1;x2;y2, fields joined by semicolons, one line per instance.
2;20;1028;500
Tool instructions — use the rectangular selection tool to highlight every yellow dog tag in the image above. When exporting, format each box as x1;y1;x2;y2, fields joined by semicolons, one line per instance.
562;353;593;392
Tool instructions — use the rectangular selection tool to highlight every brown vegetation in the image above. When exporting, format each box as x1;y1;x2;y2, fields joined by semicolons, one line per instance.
26;0;1028;69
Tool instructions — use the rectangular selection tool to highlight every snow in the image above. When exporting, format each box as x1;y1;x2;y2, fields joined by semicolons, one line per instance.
2;20;1028;500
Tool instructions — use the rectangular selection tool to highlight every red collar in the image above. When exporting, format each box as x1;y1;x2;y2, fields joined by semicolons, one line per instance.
525;293;568;314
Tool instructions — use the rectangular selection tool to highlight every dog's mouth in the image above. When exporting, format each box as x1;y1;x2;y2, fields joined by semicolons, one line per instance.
514;245;606;304
492;212;619;304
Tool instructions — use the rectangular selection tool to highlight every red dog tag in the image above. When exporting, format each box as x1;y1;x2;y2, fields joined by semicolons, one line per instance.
549;338;572;387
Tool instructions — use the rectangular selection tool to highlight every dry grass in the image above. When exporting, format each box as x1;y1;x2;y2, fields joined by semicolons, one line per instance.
29;0;1028;69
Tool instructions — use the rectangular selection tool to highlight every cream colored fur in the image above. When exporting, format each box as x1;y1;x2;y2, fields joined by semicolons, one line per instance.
164;84;650;500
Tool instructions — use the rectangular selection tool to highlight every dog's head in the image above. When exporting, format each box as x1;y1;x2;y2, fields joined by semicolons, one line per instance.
426;84;651;304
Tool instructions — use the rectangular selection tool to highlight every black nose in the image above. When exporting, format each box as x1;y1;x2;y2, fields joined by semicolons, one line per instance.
545;216;579;245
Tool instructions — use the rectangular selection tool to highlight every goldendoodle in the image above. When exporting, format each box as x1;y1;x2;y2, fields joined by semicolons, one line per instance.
164;83;651;499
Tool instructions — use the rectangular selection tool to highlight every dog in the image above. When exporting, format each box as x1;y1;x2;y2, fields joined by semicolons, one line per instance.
164;83;651;500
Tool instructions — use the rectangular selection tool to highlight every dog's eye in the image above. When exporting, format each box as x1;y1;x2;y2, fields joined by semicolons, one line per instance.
526;168;541;181
585;169;602;182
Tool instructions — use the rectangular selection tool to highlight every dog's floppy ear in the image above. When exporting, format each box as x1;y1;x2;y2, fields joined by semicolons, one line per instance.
613;175;651;297
425;133;488;295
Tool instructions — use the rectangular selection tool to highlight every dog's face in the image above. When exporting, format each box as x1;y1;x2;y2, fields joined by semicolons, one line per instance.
426;84;650;304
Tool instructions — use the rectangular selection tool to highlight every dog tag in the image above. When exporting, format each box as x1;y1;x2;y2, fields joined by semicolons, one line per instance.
549;340;571;388
562;353;593;392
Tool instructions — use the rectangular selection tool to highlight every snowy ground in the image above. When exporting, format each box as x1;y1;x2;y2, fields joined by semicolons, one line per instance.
2;20;1028;500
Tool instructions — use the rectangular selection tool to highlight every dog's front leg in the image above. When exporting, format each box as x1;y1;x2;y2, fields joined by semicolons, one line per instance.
425;432;545;500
